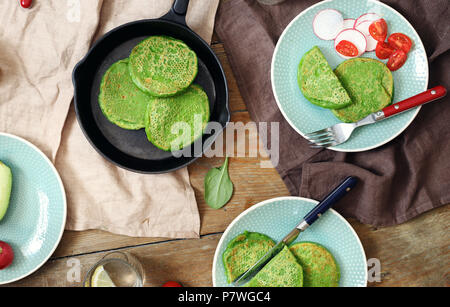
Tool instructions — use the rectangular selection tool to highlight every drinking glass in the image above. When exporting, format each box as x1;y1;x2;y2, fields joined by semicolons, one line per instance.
83;251;145;287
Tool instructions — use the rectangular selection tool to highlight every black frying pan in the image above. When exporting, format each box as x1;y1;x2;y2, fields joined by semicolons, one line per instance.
72;0;229;174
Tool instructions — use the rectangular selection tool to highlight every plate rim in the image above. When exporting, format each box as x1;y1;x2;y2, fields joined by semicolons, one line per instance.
270;0;429;152
211;196;368;287
0;132;67;285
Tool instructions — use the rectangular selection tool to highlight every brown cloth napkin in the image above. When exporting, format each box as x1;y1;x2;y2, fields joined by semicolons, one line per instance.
0;0;219;238
216;0;450;226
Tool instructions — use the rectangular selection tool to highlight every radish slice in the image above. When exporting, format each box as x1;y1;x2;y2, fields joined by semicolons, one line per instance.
354;12;382;28
343;18;355;29
313;9;344;40
334;29;367;58
355;20;378;51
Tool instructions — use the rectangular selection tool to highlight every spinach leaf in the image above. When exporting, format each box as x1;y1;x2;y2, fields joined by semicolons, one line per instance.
204;157;233;209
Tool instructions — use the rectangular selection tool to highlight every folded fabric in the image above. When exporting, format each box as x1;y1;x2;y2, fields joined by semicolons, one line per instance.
215;0;450;226
0;0;219;237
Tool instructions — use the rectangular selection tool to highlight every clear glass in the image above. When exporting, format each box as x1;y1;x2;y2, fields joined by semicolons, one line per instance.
83;251;145;287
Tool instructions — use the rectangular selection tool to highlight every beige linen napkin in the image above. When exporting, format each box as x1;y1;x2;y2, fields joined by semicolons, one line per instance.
0;0;102;159
0;0;219;238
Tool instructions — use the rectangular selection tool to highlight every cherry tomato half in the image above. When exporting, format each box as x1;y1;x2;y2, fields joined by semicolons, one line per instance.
163;281;183;287
375;41;396;59
0;241;14;270
387;33;413;53
387;49;408;71
335;40;359;57
369;19;388;42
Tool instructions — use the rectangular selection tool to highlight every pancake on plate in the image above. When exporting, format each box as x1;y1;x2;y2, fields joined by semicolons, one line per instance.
222;231;275;283
332;58;394;122
99;59;150;130
144;84;209;151
298;46;352;109
290;242;340;287
245;244;304;287
129;36;198;97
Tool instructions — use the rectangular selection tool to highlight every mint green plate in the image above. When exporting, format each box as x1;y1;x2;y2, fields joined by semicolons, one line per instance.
0;133;66;285
272;0;428;152
212;197;367;287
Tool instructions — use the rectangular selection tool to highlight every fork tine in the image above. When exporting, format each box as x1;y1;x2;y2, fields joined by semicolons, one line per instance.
305;131;333;142
304;127;332;137
306;133;335;143
310;140;340;148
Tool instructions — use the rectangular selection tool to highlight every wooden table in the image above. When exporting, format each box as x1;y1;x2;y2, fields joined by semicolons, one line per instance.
6;38;449;288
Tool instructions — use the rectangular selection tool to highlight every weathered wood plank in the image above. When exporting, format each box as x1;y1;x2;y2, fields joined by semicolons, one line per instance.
7;204;449;287
351;204;450;287
7;235;221;287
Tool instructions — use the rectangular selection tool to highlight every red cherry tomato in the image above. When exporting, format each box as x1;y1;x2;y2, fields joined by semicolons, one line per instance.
0;241;14;270
163;281;183;287
369;19;388;42
387;33;413;53
375;41;396;59
387;49;408;71
20;0;32;8
335;40;359;57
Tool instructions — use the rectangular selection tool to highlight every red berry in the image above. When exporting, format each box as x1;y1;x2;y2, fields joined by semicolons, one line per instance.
163;281;183;287
0;241;14;270
20;0;32;9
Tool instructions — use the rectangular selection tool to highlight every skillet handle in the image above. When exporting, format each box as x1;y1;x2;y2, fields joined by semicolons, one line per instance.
160;0;189;26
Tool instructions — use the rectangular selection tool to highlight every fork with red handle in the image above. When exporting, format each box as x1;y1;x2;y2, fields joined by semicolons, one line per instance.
306;86;447;147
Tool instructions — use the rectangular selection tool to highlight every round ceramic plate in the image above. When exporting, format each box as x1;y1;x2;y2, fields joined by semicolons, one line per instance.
271;0;428;152
212;197;367;287
0;133;66;285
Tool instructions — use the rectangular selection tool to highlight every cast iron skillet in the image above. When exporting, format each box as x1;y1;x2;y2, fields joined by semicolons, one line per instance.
72;0;229;174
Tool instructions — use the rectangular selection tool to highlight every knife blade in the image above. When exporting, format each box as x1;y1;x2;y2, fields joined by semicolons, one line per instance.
232;176;358;287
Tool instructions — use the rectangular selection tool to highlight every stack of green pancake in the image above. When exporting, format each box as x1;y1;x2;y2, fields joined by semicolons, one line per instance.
99;35;209;151
332;58;394;122
298;46;394;122
222;231;276;284
223;231;340;287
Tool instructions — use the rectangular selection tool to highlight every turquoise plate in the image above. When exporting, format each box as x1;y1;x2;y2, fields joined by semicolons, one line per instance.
212;197;367;287
0;133;66;284
271;0;428;152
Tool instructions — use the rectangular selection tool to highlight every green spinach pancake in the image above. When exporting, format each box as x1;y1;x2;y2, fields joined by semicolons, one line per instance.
290;242;340;287
145;84;209;151
222;231;275;283
129;36;198;97
99;59;150;130
245;245;304;287
298;46;352;109
332;58;394;122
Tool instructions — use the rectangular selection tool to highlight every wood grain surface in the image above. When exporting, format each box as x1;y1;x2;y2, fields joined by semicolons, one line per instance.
3;41;449;288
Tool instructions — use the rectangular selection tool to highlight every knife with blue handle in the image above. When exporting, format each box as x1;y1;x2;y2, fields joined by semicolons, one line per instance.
232;176;358;287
